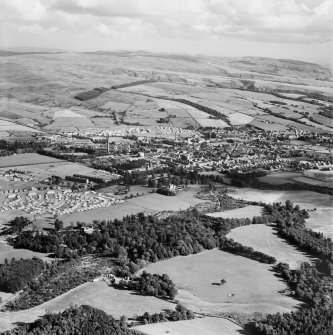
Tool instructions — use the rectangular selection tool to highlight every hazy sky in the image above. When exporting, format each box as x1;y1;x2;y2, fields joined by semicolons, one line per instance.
1;0;332;64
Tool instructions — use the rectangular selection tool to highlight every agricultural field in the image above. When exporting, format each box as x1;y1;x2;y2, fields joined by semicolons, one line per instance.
0;280;175;332
311;114;332;127
133;317;250;335
0;153;114;180
258;172;301;185
206;205;262;219
227;224;313;269
139;249;299;314
227;112;254;125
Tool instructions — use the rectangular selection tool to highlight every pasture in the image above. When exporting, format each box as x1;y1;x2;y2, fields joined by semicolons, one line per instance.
133;317;250;335
139;249;299;314
206;205;262;219
227;224;313;269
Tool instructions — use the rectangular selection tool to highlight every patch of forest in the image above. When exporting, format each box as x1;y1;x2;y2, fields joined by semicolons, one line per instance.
1;305;138;335
0;257;45;293
4;258;103;311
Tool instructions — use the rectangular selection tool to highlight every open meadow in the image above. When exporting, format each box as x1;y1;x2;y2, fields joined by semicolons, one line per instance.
133;317;252;335
227;224;313;269
138;249;299;315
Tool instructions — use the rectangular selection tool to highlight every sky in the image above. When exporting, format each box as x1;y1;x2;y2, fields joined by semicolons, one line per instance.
0;0;332;65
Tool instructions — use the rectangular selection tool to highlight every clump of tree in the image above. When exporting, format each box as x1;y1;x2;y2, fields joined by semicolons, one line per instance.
1;305;137;335
156;188;176;196
137;303;194;324
0;257;45;293
117;271;177;300
1;216;32;235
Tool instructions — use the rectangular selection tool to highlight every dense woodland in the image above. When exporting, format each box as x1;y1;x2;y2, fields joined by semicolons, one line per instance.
1;305;138;335
0;258;45;293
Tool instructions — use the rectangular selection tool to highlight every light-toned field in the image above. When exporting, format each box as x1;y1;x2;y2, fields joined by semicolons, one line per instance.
138;249;299;314
53;109;85;118
227;224;313;269
229;188;333;238
206;205;262;219
133;317;250;335
0;281;175;332
227;112;254;125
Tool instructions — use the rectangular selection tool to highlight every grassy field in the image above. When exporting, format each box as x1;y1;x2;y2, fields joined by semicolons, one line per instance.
138;249;299;314
227;224;313;269
0;281;174;332
206;205;262;219
133;317;251;335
